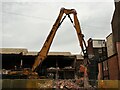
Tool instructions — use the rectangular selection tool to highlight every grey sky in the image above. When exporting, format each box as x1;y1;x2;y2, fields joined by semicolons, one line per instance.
1;0;115;54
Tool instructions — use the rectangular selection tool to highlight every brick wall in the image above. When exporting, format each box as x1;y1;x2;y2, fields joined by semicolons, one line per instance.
108;55;119;80
116;42;120;79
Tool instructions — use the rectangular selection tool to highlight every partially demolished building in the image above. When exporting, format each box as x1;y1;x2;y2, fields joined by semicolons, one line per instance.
0;48;84;79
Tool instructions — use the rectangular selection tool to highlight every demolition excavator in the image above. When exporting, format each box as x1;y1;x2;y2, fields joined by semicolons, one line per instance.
8;8;89;79
32;7;88;72
6;7;112;88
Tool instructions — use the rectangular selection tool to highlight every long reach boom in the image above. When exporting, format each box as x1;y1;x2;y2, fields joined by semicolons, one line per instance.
32;8;87;71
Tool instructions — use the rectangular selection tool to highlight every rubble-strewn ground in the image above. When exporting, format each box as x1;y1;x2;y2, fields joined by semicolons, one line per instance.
2;79;119;90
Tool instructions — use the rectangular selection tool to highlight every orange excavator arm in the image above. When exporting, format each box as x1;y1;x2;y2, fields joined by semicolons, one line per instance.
32;8;87;71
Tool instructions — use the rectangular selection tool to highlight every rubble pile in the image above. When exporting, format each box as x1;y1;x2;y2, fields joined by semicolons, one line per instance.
54;80;80;89
37;80;53;88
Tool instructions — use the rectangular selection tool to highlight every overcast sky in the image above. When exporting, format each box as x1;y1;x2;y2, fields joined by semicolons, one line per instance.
1;0;115;54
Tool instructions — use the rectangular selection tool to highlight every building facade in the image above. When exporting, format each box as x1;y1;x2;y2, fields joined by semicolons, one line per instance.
97;1;120;80
110;0;120;80
87;38;108;80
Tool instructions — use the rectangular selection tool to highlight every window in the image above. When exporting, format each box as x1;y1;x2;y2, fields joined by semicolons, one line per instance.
98;49;102;54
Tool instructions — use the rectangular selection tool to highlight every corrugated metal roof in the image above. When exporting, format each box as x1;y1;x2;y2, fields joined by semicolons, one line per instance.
0;48;84;59
48;52;71;56
76;54;84;59
0;48;28;54
24;52;71;56
0;48;71;56
25;52;38;56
